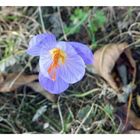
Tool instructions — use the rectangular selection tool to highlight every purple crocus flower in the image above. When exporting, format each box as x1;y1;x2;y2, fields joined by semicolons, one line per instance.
27;33;93;94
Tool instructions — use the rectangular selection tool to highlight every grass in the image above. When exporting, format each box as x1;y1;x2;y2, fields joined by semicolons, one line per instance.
0;6;140;134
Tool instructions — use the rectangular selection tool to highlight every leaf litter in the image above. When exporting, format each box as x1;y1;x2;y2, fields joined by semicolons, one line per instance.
91;42;140;132
0;7;140;134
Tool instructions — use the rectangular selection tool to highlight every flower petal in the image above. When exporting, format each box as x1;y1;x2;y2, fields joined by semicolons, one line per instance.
27;33;56;56
39;73;69;94
39;41;73;80
68;42;93;64
57;42;86;84
39;50;53;78
56;41;78;56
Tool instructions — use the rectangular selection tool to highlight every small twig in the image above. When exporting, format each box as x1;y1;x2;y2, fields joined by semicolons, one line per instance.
57;97;65;133
9;56;34;89
128;39;140;48
57;7;67;40
16;87;27;119
59;10;91;40
124;93;133;130
0;117;17;133
38;7;46;33
75;103;94;134
66;103;74;120
128;22;140;31
68;88;101;98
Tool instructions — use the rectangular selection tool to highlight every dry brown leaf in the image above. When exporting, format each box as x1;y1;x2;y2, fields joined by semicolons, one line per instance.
0;72;56;102
93;43;136;92
28;82;56;102
129;109;140;130
0;73;38;92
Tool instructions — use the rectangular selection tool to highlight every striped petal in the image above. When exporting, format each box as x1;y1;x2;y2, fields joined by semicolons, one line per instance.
56;41;78;56
27;33;56;56
39;50;53;78
68;42;93;64
57;42;86;84
39;73;69;94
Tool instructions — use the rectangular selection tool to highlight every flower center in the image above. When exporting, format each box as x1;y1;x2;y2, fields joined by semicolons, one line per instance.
48;48;66;81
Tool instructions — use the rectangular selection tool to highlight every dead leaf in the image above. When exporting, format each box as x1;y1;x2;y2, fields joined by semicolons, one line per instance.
93;43;136;92
0;73;56;102
129;109;140;130
0;73;37;92
28;82;56;102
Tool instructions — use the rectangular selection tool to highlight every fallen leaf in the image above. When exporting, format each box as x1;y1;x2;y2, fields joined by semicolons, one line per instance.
0;73;37;92
0;73;56;102
129;109;140;130
92;43;136;92
28;82;56;102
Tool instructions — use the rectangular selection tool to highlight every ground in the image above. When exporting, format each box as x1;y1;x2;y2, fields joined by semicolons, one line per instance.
0;7;140;134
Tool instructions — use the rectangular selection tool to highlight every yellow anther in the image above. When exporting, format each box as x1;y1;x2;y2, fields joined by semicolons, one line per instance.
48;48;66;81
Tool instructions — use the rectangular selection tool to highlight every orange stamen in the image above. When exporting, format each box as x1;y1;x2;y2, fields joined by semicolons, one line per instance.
47;48;66;81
